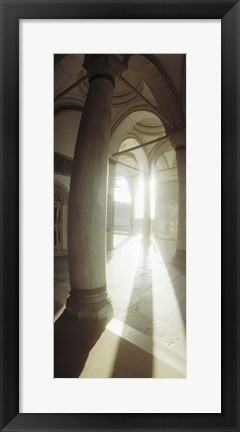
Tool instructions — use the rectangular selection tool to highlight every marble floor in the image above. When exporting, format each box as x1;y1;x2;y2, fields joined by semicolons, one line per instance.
54;234;186;378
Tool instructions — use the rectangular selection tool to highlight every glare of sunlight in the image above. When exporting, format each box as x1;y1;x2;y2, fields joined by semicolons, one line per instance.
135;176;155;220
114;177;131;203
150;176;155;220
106;233;186;378
135;179;144;219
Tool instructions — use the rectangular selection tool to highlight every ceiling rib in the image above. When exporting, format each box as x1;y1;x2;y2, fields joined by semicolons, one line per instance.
112;129;182;156
156;166;177;173
113;136;165;156
55;73;175;133
54;75;87;102
109;158;142;172
120;75;175;130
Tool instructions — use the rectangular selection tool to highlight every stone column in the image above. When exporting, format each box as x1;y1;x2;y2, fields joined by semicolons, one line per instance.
66;55;127;319
143;173;151;237
171;130;186;265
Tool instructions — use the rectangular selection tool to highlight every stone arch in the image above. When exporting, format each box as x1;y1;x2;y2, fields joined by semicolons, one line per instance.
54;181;69;204
128;54;185;131
110;110;164;153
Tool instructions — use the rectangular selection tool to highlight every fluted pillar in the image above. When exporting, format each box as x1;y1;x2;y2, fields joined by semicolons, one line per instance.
171;130;186;266
66;55;127;319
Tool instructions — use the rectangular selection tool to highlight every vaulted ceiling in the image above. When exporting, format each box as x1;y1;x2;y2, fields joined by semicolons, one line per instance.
54;54;185;183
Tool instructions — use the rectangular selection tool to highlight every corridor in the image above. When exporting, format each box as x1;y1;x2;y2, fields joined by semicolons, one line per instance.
54;234;186;378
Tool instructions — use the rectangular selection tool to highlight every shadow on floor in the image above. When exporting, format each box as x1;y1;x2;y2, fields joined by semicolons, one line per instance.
153;237;177;263
54;310;109;378
171;275;186;327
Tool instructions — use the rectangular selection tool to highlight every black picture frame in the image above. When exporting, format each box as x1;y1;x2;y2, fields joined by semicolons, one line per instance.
0;0;239;431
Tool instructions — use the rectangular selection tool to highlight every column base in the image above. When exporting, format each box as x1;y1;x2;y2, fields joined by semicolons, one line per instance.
171;249;186;267
66;285;113;320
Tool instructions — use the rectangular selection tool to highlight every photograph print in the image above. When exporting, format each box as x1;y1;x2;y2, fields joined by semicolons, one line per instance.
54;54;186;379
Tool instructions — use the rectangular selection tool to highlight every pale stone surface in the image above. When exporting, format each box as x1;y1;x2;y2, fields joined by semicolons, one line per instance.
55;234;186;356
67;55;127;318
80;326;185;378
108;235;186;355
67;77;114;292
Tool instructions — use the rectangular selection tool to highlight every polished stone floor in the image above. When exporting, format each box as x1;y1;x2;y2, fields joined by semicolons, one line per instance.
54;234;186;378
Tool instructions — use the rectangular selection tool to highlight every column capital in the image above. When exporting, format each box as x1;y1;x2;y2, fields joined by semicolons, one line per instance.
83;54;128;87
170;128;186;151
